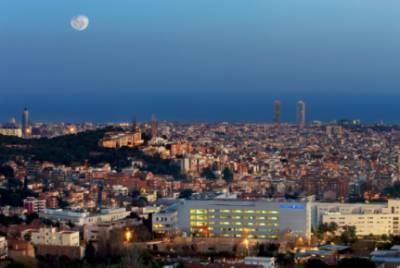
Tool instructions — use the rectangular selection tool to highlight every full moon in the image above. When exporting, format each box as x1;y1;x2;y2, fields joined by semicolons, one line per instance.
70;15;89;31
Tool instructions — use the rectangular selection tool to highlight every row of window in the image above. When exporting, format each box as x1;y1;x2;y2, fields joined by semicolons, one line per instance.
190;215;279;221
190;221;279;227
191;232;278;239
192;227;280;232
190;209;279;215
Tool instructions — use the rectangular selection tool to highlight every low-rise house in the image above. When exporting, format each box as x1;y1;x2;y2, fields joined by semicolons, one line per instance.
7;239;35;258
0;236;7;259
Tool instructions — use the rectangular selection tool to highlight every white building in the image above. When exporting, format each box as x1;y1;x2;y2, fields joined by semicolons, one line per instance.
0;127;22;137
152;205;178;234
111;185;129;196
31;228;80;247
311;201;386;228
153;199;311;240
138;206;161;219
39;208;130;226
244;256;276;268
83;218;141;242
319;200;400;236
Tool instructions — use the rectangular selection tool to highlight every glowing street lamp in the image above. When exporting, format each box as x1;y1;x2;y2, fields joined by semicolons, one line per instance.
125;229;132;242
242;238;250;256
242;238;249;249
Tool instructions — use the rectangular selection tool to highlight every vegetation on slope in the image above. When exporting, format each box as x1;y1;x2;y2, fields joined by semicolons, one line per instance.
0;127;180;176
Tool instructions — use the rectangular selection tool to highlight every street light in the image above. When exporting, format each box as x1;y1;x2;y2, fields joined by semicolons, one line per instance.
242;238;249;256
243;238;249;249
125;229;132;242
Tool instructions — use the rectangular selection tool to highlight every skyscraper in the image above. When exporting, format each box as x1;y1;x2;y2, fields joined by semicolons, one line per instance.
297;101;305;127
273;100;281;124
22;107;30;137
150;115;158;139
132;115;139;132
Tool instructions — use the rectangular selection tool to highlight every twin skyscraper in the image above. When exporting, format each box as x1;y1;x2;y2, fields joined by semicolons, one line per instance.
273;100;305;126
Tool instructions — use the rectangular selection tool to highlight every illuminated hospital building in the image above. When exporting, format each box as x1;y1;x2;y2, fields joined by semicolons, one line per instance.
153;199;312;240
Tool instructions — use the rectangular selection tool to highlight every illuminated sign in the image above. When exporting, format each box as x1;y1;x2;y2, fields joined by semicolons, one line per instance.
279;204;305;209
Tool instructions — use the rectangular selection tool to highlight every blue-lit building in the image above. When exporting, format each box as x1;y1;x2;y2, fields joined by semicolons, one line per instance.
153;199;311;240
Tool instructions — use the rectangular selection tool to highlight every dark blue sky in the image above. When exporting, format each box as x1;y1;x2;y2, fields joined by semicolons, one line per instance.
1;0;400;123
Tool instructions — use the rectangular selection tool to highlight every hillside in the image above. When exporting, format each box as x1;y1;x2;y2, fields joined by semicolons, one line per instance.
0;128;180;176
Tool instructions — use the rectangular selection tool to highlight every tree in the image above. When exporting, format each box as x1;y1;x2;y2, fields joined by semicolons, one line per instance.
337;257;375;268
276;253;294;266
137;225;152;241
305;258;329;268
41;218;56;227
257;243;279;257
315;222;338;238
0;127;183;177
58;198;69;209
130;189;141;198
4;261;27;268
0;214;23;226
179;189;193;199
25;213;39;224
380;235;400;249
384;182;400;198
390;235;400;245
137;196;148;207
4;257;37;268
318;222;338;233
138;250;160;268
7;177;22;191
23;176;28;190
84;241;97;266
66;220;75;228
23;233;31;241
0;165;14;178
122;249;160;268
222;167;234;182
127;212;139;219
340;226;357;245
201;167;216;180
327;222;339;232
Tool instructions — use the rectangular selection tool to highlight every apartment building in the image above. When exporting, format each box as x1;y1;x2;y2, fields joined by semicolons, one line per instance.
311;202;386;227
321;200;400;236
0;127;22;137
31;228;80;247
23;197;46;214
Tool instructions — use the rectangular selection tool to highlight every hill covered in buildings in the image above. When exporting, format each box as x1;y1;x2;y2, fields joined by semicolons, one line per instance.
0;127;180;176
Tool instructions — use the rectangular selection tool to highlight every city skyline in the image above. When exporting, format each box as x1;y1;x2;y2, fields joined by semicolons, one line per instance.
0;99;366;126
1;92;400;124
2;1;400;267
